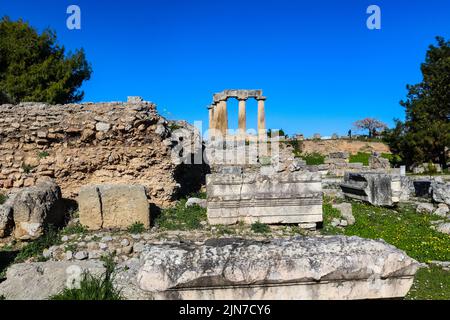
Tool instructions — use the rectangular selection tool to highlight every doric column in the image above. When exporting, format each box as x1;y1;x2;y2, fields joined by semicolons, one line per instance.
257;96;266;134
217;99;228;136
208;105;214;130
238;98;247;135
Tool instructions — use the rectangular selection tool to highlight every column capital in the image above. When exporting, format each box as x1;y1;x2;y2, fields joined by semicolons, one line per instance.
237;97;247;101
256;96;267;101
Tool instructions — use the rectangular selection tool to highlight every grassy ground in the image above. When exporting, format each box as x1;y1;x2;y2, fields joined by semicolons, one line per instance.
322;198;450;300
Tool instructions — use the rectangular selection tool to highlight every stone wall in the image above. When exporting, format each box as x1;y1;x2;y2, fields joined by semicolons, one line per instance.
0;99;201;206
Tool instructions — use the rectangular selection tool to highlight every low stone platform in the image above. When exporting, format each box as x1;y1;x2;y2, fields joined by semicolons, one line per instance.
206;171;323;225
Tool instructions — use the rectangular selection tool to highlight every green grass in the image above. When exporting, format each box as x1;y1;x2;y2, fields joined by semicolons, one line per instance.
349;152;370;166
61;222;88;235
322;198;450;300
156;199;207;230
0;193;6;205
323;200;450;262
50;255;122;300
301;152;325;165
251;221;271;234
405;266;450;300
14;226;61;263
127;222;146;234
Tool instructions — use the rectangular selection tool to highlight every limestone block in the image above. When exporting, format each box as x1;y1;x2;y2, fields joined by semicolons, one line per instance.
340;172;401;206
78;184;150;231
206;172;323;225
332;202;355;225
12;179;64;240
431;181;450;206
136;236;421;300
0;261;105;300
0;194;15;238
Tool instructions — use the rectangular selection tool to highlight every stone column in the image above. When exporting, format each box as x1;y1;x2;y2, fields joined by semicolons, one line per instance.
257;96;266;135
208;105;214;130
217;99;228;136
238;98;247;135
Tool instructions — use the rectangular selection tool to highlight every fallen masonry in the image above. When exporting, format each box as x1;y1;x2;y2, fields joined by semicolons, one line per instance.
0;236;421;300
132;236;420;300
340;172;402;206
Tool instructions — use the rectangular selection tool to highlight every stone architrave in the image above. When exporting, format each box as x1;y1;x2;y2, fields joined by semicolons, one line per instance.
206;171;323;225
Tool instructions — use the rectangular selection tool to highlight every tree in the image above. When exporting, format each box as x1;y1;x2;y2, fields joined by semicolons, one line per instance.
0;17;92;104
353;118;387;138
384;37;450;168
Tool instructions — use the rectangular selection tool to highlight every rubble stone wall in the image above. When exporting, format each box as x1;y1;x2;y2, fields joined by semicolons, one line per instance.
0;101;183;206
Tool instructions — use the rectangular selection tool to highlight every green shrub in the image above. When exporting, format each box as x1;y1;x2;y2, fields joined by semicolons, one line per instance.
156;199;207;230
50;255;122;300
0;193;6;205
286;139;302;158
301;152;325;165
127;222;146;234
38;151;49;159
251;221;270;234
426;161;438;175
62;222;88;235
14;226;61;263
349;152;370;166
21;163;34;174
381;153;402;167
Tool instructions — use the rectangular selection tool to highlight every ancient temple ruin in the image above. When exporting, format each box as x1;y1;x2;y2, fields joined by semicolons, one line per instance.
205;90;323;228
208;89;266;136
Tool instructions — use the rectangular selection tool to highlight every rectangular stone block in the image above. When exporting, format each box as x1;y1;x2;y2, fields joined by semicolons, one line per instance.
340;172;401;206
78;184;150;231
206;172;323;225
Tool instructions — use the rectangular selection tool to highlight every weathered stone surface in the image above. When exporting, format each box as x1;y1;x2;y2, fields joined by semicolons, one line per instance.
436;223;450;235
78;184;150;231
431;181;450;206
416;202;434;214
369;154;391;170
136;236;421;300
185;197;207;208
433;204;449;217
12;179;64;240
332;203;355;225
0;194;15;238
0;261;105;300
340;172;401;206
206;171;323;225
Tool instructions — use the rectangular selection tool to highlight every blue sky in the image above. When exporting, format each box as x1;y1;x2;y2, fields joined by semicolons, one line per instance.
1;0;449;137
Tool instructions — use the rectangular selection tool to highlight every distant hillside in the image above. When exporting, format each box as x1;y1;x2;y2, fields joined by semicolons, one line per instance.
301;139;390;155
